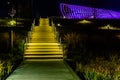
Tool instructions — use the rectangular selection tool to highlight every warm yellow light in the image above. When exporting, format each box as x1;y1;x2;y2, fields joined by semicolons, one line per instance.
77;20;92;24
98;24;120;30
57;23;61;26
8;20;16;26
28;43;60;46
116;34;120;38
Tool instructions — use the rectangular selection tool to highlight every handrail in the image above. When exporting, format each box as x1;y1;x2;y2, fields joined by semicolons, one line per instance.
24;19;35;50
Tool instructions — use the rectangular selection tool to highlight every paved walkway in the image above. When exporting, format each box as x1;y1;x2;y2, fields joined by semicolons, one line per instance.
6;18;80;80
6;60;80;80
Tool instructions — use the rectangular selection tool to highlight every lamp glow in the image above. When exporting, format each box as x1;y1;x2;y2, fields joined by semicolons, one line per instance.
77;20;92;24
57;23;61;26
8;20;16;26
98;24;120;30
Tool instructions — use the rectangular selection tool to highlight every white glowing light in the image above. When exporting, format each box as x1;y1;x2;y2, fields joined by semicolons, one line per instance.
57;23;61;26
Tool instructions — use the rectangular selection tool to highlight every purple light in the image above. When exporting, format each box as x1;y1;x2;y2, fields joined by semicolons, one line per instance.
60;3;120;19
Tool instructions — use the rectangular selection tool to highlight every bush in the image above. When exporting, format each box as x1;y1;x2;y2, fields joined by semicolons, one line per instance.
63;32;86;61
0;60;13;80
78;55;120;80
0;32;25;79
62;32;120;80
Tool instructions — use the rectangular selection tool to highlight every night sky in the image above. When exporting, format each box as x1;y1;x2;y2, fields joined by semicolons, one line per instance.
0;0;120;17
34;0;120;17
62;0;120;11
91;0;120;11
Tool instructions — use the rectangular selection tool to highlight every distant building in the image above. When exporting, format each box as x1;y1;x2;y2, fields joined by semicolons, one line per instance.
60;3;120;19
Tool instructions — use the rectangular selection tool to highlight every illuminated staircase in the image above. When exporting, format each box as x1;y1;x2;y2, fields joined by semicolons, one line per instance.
24;18;63;61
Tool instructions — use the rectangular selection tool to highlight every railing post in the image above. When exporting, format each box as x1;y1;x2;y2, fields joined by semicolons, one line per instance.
24;19;35;50
9;30;13;54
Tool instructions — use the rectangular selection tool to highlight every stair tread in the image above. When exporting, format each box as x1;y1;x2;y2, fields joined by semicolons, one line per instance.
26;46;61;48
24;57;63;59
24;51;63;54
25;51;63;53
26;45;61;48
30;41;57;42
24;59;63;61
24;54;63;57
25;48;62;51
31;39;56;41
25;54;63;56
27;43;60;45
31;36;55;38
24;55;63;57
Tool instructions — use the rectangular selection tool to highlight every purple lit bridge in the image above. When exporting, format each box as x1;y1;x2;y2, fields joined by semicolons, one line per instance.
60;3;120;19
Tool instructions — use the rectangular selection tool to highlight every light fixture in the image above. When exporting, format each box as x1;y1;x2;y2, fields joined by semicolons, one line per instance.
8;20;16;26
57;23;61;26
98;24;120;30
77;20;92;24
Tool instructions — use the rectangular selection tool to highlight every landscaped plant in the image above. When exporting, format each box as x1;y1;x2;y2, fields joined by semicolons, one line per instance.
0;60;13;80
63;32;86;60
0;31;26;79
62;32;120;80
0;61;4;79
78;55;120;80
63;32;87;72
13;32;26;58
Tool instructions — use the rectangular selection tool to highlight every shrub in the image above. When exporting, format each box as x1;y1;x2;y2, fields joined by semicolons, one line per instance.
78;55;120;80
0;60;13;80
63;32;86;61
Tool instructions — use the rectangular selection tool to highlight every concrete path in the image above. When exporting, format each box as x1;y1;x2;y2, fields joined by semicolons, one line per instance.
6;60;80;80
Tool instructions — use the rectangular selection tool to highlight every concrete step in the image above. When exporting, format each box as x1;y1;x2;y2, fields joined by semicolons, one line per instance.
24;59;63;61
31;39;56;42
31;36;55;38
31;38;56;40
26;46;62;49
24;55;63;59
24;49;63;54
30;41;57;43
25;48;62;52
24;53;63;56
39;23;49;26
24;51;63;55
31;32;54;34
33;29;53;32
31;35;55;38
31;34;55;38
32;34;55;36
30;40;57;43
27;43;60;46
26;45;61;49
